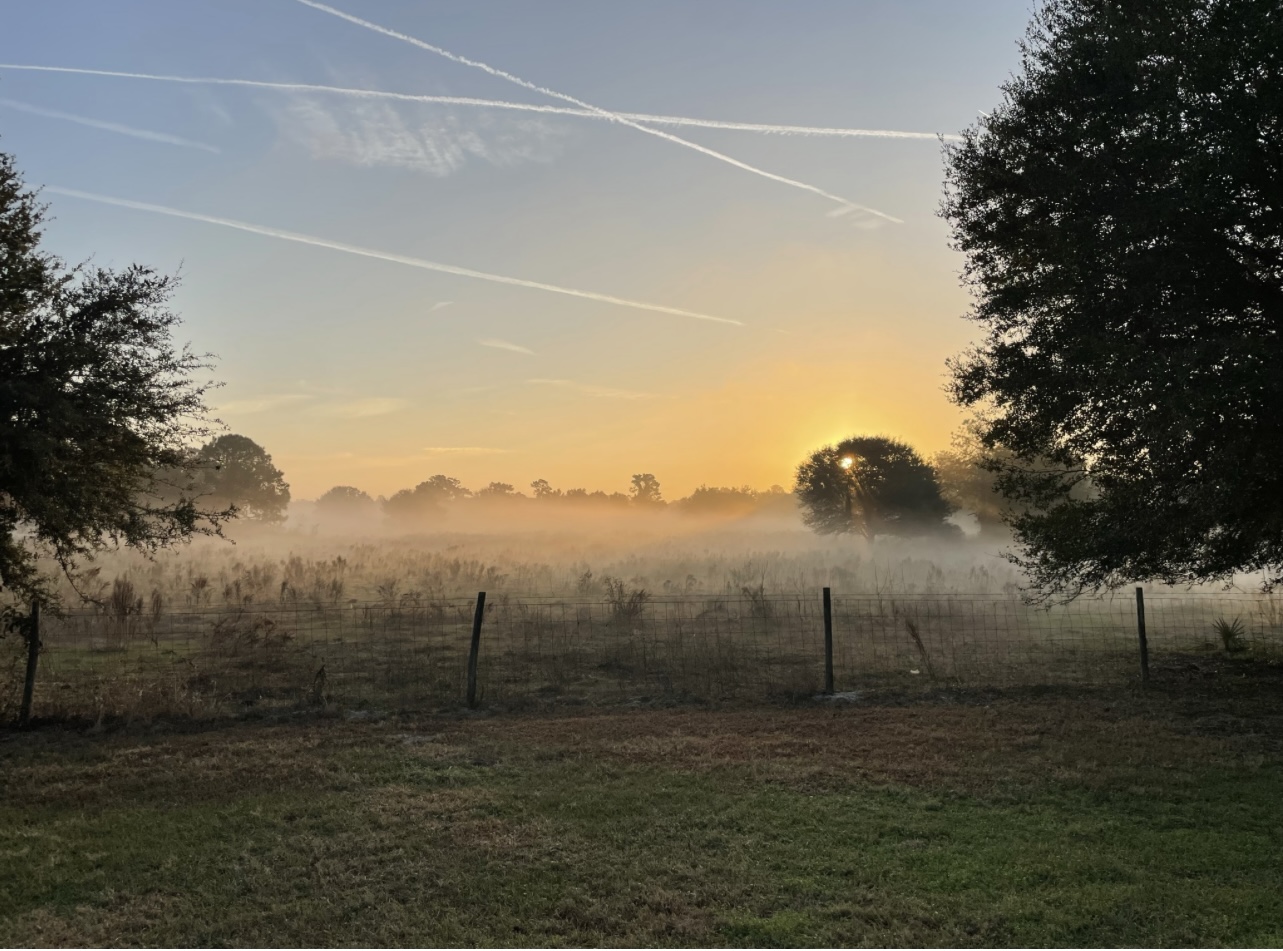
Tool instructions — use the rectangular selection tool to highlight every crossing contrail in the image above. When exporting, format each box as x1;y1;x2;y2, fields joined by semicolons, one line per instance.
0;96;219;152
46;187;743;326
0;64;957;141
291;0;902;223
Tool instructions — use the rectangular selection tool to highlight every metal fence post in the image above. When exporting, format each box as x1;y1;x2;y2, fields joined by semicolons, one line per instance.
466;591;486;708
18;601;41;728
1135;586;1150;685
823;587;834;695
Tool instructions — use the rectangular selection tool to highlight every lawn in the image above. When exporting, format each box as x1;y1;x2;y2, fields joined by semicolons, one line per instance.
2;679;1281;947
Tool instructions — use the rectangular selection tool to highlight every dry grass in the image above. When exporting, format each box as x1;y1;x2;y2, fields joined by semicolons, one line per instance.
2;681;1281;947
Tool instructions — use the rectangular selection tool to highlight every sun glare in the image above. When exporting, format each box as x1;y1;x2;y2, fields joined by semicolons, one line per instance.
839;455;855;469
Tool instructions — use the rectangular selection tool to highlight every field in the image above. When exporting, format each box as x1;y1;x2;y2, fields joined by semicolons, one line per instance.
6;527;1283;724
3;672;1282;947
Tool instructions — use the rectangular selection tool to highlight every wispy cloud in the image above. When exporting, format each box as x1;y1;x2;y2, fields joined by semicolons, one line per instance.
320;397;409;418
270;94;563;175
430;301;454;311
0;96;219;152
527;378;655;400
215;393;312;415
46;187;743;325
421;446;511;454
0;65;961;141
289;1;902;223
478;338;535;355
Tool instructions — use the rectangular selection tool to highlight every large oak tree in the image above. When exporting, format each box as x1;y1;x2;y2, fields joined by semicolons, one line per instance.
942;0;1283;596
0;150;231;623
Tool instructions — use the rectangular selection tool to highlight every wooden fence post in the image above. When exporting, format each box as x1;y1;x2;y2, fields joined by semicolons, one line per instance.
18;601;41;728
823;587;834;695
1135;586;1150;685
466;591;486;708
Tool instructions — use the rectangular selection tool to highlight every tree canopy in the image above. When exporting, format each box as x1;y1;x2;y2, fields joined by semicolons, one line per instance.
942;0;1283;595
795;436;955;539
0;151;230;613
195;434;290;523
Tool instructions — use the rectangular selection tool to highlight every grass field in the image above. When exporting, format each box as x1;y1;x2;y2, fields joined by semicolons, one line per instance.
3;669;1281;948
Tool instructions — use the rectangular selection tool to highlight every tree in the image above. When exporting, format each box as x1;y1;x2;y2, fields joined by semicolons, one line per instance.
529;479;561;500
195;434;290;522
941;0;1283;596
931;421;1010;535
629;473;663;506
0;150;230;619
678;485;759;518
795;436;955;539
316;485;376;519
476;481;519;499
383;475;470;524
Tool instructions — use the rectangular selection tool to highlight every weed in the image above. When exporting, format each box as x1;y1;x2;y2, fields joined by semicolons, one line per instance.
603;576;649;623
1213;616;1247;654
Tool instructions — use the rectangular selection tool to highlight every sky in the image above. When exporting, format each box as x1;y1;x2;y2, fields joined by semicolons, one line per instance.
0;0;1035;501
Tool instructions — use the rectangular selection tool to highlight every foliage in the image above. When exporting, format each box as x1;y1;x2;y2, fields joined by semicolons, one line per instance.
941;0;1283;596
795;436;955;539
1213;616;1247;654
0;149;230;617
529;478;560;500
316;486;377;520
679;485;761;518
602;575;649;621
195;434;290;523
476;481;520;500
383;475;470;524
629;473;663;506
932;420;1010;533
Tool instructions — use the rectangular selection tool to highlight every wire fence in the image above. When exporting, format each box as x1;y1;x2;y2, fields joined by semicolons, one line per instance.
3;589;1281;721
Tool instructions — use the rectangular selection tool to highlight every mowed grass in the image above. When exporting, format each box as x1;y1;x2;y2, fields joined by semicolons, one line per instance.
2;685;1281;947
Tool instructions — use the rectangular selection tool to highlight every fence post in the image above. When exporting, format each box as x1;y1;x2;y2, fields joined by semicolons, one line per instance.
822;587;834;695
466;591;486;708
18;601;41;728
1135;586;1150;685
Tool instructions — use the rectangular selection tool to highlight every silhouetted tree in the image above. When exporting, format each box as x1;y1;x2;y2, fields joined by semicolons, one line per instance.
795;436;954;539
383;475;470;523
0;150;231;621
678;485;759;517
942;0;1283;595
476;481;520;499
316;486;376;519
195;434;290;522
530;479;561;500
931;421;1009;535
629;473;663;506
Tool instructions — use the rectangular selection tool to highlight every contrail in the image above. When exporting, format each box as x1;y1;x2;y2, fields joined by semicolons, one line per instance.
46;187;742;326
291;0;902;222
0;64;958;141
0;96;219;152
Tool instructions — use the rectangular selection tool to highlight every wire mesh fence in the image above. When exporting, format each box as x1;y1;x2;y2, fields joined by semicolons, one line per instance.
3;589;1281;721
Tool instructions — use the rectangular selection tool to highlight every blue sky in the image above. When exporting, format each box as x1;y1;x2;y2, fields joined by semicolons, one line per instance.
1;0;1035;498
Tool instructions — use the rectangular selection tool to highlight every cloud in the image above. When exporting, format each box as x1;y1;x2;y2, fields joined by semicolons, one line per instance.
421;446;511;454
430;301;454;311
478;338;535;355
320;397;409;418
527;378;656;400
269;93;564;176
215;393;312;415
47;187;743;325
290;0;901;223
0;96;219;152
0;65;962;141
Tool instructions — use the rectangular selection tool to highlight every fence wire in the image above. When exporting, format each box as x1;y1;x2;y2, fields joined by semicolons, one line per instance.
3;590;1280;720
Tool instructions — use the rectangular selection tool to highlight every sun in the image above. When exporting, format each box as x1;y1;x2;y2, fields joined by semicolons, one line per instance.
839;455;855;469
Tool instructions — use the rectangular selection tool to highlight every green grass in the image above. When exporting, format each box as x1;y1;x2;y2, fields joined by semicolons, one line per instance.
2;691;1281;947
